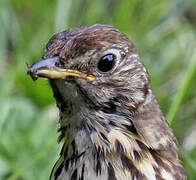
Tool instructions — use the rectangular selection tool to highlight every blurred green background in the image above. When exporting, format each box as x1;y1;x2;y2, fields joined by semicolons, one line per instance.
0;0;196;179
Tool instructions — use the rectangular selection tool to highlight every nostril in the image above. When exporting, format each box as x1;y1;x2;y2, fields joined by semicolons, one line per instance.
58;57;66;67
55;61;61;67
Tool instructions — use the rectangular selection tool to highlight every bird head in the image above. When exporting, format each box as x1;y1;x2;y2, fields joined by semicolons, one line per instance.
28;24;150;118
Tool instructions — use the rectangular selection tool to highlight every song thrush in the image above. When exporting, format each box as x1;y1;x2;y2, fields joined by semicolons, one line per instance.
28;24;187;180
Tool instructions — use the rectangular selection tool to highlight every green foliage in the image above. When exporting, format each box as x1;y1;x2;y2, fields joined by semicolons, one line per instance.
0;0;196;179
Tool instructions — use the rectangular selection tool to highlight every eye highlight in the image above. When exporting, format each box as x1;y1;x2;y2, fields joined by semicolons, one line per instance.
98;54;116;72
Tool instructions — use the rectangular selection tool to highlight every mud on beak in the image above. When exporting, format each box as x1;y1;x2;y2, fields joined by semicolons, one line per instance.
27;57;95;81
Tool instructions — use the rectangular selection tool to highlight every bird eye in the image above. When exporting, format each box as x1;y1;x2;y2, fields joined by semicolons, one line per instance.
98;54;116;72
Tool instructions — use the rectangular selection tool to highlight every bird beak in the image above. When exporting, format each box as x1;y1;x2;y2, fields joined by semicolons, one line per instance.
27;56;95;81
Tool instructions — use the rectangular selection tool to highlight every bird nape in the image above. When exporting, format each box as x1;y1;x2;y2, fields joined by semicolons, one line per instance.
28;24;187;180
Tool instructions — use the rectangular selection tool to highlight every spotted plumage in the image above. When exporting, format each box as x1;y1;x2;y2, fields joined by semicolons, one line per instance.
28;24;187;180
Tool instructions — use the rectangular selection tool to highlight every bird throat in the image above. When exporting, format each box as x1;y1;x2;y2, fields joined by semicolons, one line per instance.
49;79;141;179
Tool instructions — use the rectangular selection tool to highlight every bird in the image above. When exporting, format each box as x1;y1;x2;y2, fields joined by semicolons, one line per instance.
28;24;187;180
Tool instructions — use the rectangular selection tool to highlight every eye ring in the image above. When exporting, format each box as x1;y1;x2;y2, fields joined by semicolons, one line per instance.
97;54;116;72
